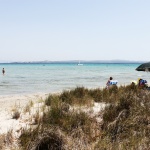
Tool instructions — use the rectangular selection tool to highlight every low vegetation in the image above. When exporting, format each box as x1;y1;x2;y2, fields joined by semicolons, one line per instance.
2;85;150;149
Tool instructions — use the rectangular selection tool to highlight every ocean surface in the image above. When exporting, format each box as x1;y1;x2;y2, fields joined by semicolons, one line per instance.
0;63;149;95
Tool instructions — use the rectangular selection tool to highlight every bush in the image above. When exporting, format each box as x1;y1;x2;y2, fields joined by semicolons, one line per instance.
45;94;59;106
70;87;89;98
60;87;92;106
89;88;103;102
20;127;65;150
59;90;73;104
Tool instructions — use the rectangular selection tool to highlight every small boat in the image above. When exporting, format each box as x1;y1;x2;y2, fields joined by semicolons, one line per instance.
77;61;83;66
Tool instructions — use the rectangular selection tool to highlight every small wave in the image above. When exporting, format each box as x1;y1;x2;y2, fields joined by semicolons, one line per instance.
15;76;26;78
1;81;9;84
0;85;8;87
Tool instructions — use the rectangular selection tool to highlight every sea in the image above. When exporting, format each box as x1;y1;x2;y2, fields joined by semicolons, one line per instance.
0;63;149;95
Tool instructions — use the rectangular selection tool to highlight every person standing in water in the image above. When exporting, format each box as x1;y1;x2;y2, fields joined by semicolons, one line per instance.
2;68;5;75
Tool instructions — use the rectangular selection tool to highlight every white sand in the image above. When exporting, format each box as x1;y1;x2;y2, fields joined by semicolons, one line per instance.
0;93;48;134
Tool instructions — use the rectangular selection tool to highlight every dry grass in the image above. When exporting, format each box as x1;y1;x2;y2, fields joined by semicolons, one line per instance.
2;85;149;149
0;134;5;150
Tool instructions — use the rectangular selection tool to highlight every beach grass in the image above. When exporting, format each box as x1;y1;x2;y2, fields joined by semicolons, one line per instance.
1;85;150;149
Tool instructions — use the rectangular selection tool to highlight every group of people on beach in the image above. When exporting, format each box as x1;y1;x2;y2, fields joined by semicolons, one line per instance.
106;76;149;89
131;78;149;89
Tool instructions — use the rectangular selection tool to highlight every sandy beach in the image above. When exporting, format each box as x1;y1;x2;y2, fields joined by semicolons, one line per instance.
0;93;49;134
0;93;49;112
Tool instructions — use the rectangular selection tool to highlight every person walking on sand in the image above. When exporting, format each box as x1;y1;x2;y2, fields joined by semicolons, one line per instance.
2;68;5;75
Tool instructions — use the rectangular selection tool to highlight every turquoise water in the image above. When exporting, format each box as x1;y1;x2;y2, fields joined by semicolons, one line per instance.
0;63;149;95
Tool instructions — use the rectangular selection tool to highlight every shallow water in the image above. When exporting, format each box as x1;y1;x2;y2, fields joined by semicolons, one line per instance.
0;63;149;95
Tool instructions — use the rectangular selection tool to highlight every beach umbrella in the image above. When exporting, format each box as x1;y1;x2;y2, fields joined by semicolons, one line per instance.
136;62;150;72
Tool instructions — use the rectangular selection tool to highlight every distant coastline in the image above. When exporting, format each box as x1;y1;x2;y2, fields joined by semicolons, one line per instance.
0;60;147;64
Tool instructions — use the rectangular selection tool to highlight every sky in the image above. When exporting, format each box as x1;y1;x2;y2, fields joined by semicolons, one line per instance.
0;0;150;62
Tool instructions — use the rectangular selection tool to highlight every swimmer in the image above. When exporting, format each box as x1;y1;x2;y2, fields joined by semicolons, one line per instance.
2;68;5;75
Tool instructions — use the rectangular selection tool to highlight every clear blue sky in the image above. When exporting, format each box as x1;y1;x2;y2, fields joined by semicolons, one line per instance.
0;0;150;61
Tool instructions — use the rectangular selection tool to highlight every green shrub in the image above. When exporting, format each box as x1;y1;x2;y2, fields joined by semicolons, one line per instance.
103;104;118;123
19;128;38;149
60;87;92;106
20;127;65;150
59;90;73;104
45;94;59;106
89;88;103;102
70;86;89;98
